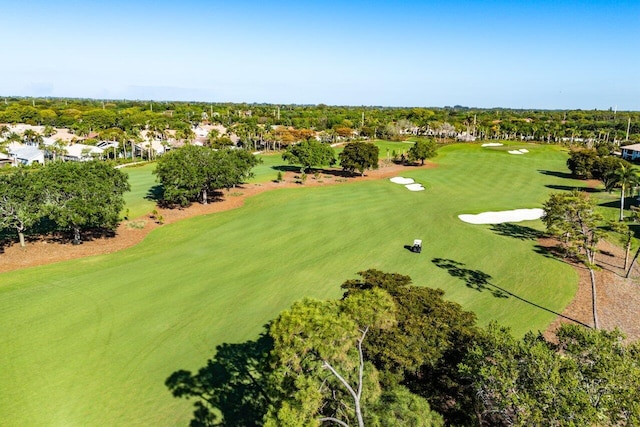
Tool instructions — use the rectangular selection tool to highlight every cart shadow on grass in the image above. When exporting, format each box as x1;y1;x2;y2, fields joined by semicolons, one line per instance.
431;257;590;328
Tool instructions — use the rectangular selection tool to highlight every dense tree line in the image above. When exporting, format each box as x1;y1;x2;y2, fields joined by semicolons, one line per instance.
0;161;129;245
1;98;639;149
166;270;640;426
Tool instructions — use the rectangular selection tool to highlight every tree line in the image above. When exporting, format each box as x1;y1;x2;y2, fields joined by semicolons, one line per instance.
1;97;638;148
166;269;640;426
0;161;129;246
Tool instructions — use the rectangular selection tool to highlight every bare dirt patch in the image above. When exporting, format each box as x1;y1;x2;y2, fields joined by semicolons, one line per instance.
544;238;640;341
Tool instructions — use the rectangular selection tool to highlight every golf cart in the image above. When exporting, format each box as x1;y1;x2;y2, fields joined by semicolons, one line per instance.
411;239;422;253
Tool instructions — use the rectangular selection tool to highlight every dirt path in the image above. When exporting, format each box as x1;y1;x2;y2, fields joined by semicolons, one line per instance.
543;239;640;341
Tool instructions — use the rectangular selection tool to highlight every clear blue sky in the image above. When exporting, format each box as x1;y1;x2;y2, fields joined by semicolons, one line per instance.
1;0;638;109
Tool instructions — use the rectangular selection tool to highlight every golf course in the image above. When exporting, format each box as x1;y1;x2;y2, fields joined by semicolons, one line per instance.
1;142;594;425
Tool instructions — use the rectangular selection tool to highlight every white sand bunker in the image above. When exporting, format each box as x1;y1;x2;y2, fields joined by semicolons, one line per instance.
482;143;503;147
405;183;425;191
508;150;524;155
458;208;544;224
390;177;424;191
390;177;414;185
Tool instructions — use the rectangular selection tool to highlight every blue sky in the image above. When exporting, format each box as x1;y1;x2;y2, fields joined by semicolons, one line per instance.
1;0;638;109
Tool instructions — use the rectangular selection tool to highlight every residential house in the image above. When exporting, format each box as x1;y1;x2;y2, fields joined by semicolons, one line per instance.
7;143;45;166
63;143;104;162
621;144;640;161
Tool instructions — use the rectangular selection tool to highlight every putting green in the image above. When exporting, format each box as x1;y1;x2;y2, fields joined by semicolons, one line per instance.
0;143;582;425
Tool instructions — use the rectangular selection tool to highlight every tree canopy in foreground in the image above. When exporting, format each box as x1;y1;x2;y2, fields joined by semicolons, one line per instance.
166;269;640;426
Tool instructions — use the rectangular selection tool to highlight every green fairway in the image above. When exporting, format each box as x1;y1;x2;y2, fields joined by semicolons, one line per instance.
0;143;588;425
250;152;288;183
121;163;159;218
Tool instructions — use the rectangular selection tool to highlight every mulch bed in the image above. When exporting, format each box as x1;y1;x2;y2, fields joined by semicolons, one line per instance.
543;238;640;341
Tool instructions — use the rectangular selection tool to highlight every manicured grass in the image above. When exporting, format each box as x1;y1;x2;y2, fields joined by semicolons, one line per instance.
121;163;159;218
250;152;288;183
0;142;588;425
251;140;417;184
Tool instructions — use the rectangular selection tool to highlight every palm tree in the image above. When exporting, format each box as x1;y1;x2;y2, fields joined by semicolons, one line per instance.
22;129;38;145
50;139;68;162
609;163;640;221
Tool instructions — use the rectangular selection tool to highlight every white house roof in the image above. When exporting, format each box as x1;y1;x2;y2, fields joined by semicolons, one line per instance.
64;144;104;158
9;145;45;162
621;143;640;151
136;139;168;153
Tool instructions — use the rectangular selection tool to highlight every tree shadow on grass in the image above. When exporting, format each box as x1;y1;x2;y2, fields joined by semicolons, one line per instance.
545;184;601;193
432;258;507;298
491;223;543;241
271;164;300;173
145;184;164;202
431;258;591;328
538;170;575;180
166;332;273;426
533;243;568;260
598;198;637;209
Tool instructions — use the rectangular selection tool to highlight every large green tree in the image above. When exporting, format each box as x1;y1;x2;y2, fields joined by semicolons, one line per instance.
338;142;379;176
0;170;43;247
407;139;437;165
154;145;260;206
566;149;599;178
42;161;130;244
542;191;605;329
265;288;443;427
165;271;447;427
265;289;395;427
341;269;479;424
282;140;335;173
461;322;640;426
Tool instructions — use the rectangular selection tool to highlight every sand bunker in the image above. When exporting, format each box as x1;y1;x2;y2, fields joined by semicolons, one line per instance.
390;177;424;191
508;148;530;155
482;143;503;147
405;183;425;191
390;177;415;185
458;208;544;224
